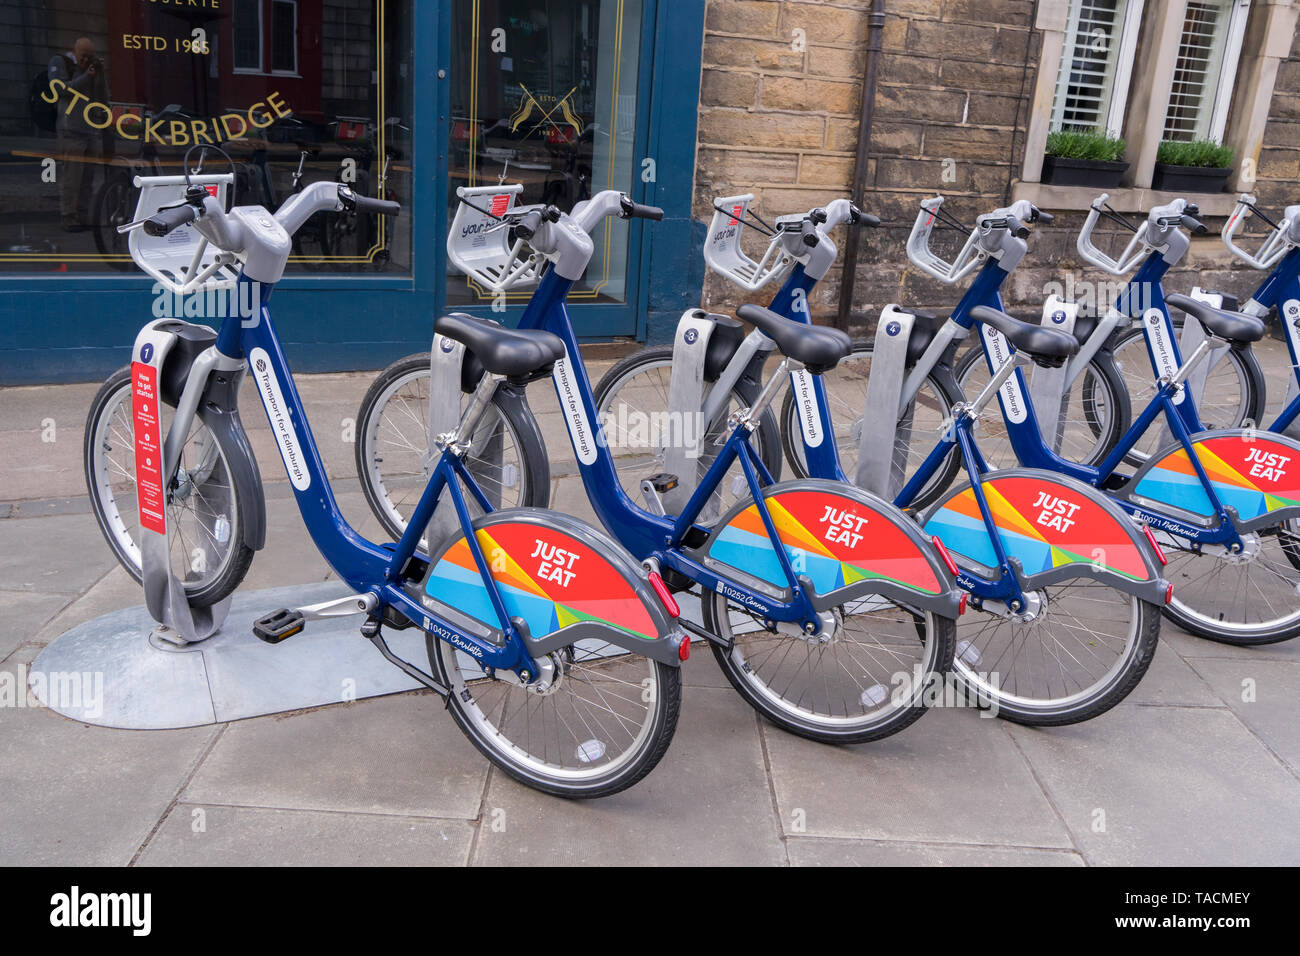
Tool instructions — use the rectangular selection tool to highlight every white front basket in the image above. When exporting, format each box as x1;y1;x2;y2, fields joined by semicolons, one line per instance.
703;193;795;292
446;184;545;293
128;174;240;296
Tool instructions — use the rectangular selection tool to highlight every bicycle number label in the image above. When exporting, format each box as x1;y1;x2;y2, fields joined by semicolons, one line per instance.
131;362;167;535
979;325;1027;424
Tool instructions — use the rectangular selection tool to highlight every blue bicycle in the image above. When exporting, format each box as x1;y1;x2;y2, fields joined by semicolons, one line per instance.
85;154;686;798
799;196;1300;646
363;189;966;744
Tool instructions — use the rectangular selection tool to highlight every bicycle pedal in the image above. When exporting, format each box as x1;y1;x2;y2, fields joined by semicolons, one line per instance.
253;608;306;644
647;473;679;493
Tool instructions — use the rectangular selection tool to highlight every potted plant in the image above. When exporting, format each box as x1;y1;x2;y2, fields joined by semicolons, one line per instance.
1042;129;1128;187
1152;139;1235;193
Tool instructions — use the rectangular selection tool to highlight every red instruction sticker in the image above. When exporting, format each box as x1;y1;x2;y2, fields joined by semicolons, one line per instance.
131;361;166;535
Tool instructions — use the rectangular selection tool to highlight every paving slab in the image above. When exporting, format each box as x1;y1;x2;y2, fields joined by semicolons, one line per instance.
0;589;71;660
471;686;784;866
1159;625;1300;664
0;646;217;866
0;513;118;596
763;706;1073;849
137;804;475;867
786;837;1084;866
183;691;489;819
1005;704;1300;865
1124;638;1221;707
32;565;140;646
1184;658;1300;775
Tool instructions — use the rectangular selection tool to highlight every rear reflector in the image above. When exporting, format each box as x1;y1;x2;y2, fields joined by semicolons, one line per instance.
678;636;691;661
1165;582;1174;605
932;535;960;576
648;571;680;618
1142;525;1168;566
959;591;968;615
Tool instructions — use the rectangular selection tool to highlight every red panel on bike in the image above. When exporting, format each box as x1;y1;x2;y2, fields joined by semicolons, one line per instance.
924;475;1152;581
426;522;659;641
131;361;166;536
707;488;944;595
1134;433;1300;520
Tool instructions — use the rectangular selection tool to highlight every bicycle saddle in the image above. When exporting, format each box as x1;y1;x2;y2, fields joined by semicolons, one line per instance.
1166;294;1267;345
969;306;1080;367
434;313;566;378
735;304;852;373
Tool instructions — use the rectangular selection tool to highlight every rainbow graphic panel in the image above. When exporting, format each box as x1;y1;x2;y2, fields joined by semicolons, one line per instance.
707;489;944;595
1133;435;1300;520
924;475;1151;581
426;522;658;641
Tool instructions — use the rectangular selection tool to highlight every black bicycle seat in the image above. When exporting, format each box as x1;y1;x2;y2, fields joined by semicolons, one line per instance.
434;313;566;378
735;304;851;373
1166;294;1267;345
969;306;1080;367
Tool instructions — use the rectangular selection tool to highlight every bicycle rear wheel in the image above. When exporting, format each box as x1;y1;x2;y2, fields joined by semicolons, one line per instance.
423;510;681;797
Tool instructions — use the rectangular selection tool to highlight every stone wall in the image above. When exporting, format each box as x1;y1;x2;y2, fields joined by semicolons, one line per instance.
692;0;1300;334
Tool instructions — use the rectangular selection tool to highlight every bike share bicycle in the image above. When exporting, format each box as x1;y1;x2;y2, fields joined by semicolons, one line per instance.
672;194;1172;724
84;147;686;798
806;195;1300;647
360;186;966;744
956;194;1262;470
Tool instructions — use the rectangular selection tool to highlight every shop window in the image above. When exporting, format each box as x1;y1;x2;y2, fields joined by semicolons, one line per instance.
0;1;411;276
446;0;644;306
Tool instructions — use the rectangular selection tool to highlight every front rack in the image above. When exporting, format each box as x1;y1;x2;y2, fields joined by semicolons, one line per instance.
905;196;983;284
702;193;799;291
1222;193;1300;270
445;184;546;293
127;174;239;295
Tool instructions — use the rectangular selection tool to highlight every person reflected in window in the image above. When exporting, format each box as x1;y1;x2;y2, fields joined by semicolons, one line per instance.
50;37;109;232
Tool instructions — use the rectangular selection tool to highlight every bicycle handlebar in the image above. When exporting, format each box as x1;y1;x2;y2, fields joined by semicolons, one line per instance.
337;184;401;218
619;196;665;221
1222;193;1300;269
143;202;202;237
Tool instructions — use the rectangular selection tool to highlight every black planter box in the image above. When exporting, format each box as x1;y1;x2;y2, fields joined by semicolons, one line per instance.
1151;163;1232;193
1042;155;1128;187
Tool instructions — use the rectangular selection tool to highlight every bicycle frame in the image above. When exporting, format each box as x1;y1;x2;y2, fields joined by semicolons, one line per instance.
191;275;584;678
515;267;834;633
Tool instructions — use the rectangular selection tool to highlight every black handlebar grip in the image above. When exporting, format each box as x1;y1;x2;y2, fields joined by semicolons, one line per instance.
619;196;665;221
351;194;401;217
143;203;200;237
800;218;820;248
514;209;544;240
1034;208;1055;225
1182;214;1208;235
1006;215;1030;239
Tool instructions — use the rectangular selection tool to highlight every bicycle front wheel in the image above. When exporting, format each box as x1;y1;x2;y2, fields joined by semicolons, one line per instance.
355;353;549;542
83;366;255;606
1111;322;1265;467
781;341;963;511
953;344;1129;470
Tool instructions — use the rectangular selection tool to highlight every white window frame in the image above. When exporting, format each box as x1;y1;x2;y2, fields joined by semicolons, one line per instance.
270;0;300;77
1050;0;1144;136
1208;0;1252;141
232;0;265;75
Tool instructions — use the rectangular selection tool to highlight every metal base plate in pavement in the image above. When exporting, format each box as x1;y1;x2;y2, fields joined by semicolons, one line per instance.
27;582;427;730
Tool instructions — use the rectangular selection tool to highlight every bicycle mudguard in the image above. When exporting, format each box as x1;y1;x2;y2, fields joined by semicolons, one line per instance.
697;479;963;618
1127;430;1300;532
921;469;1168;602
420;510;687;666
